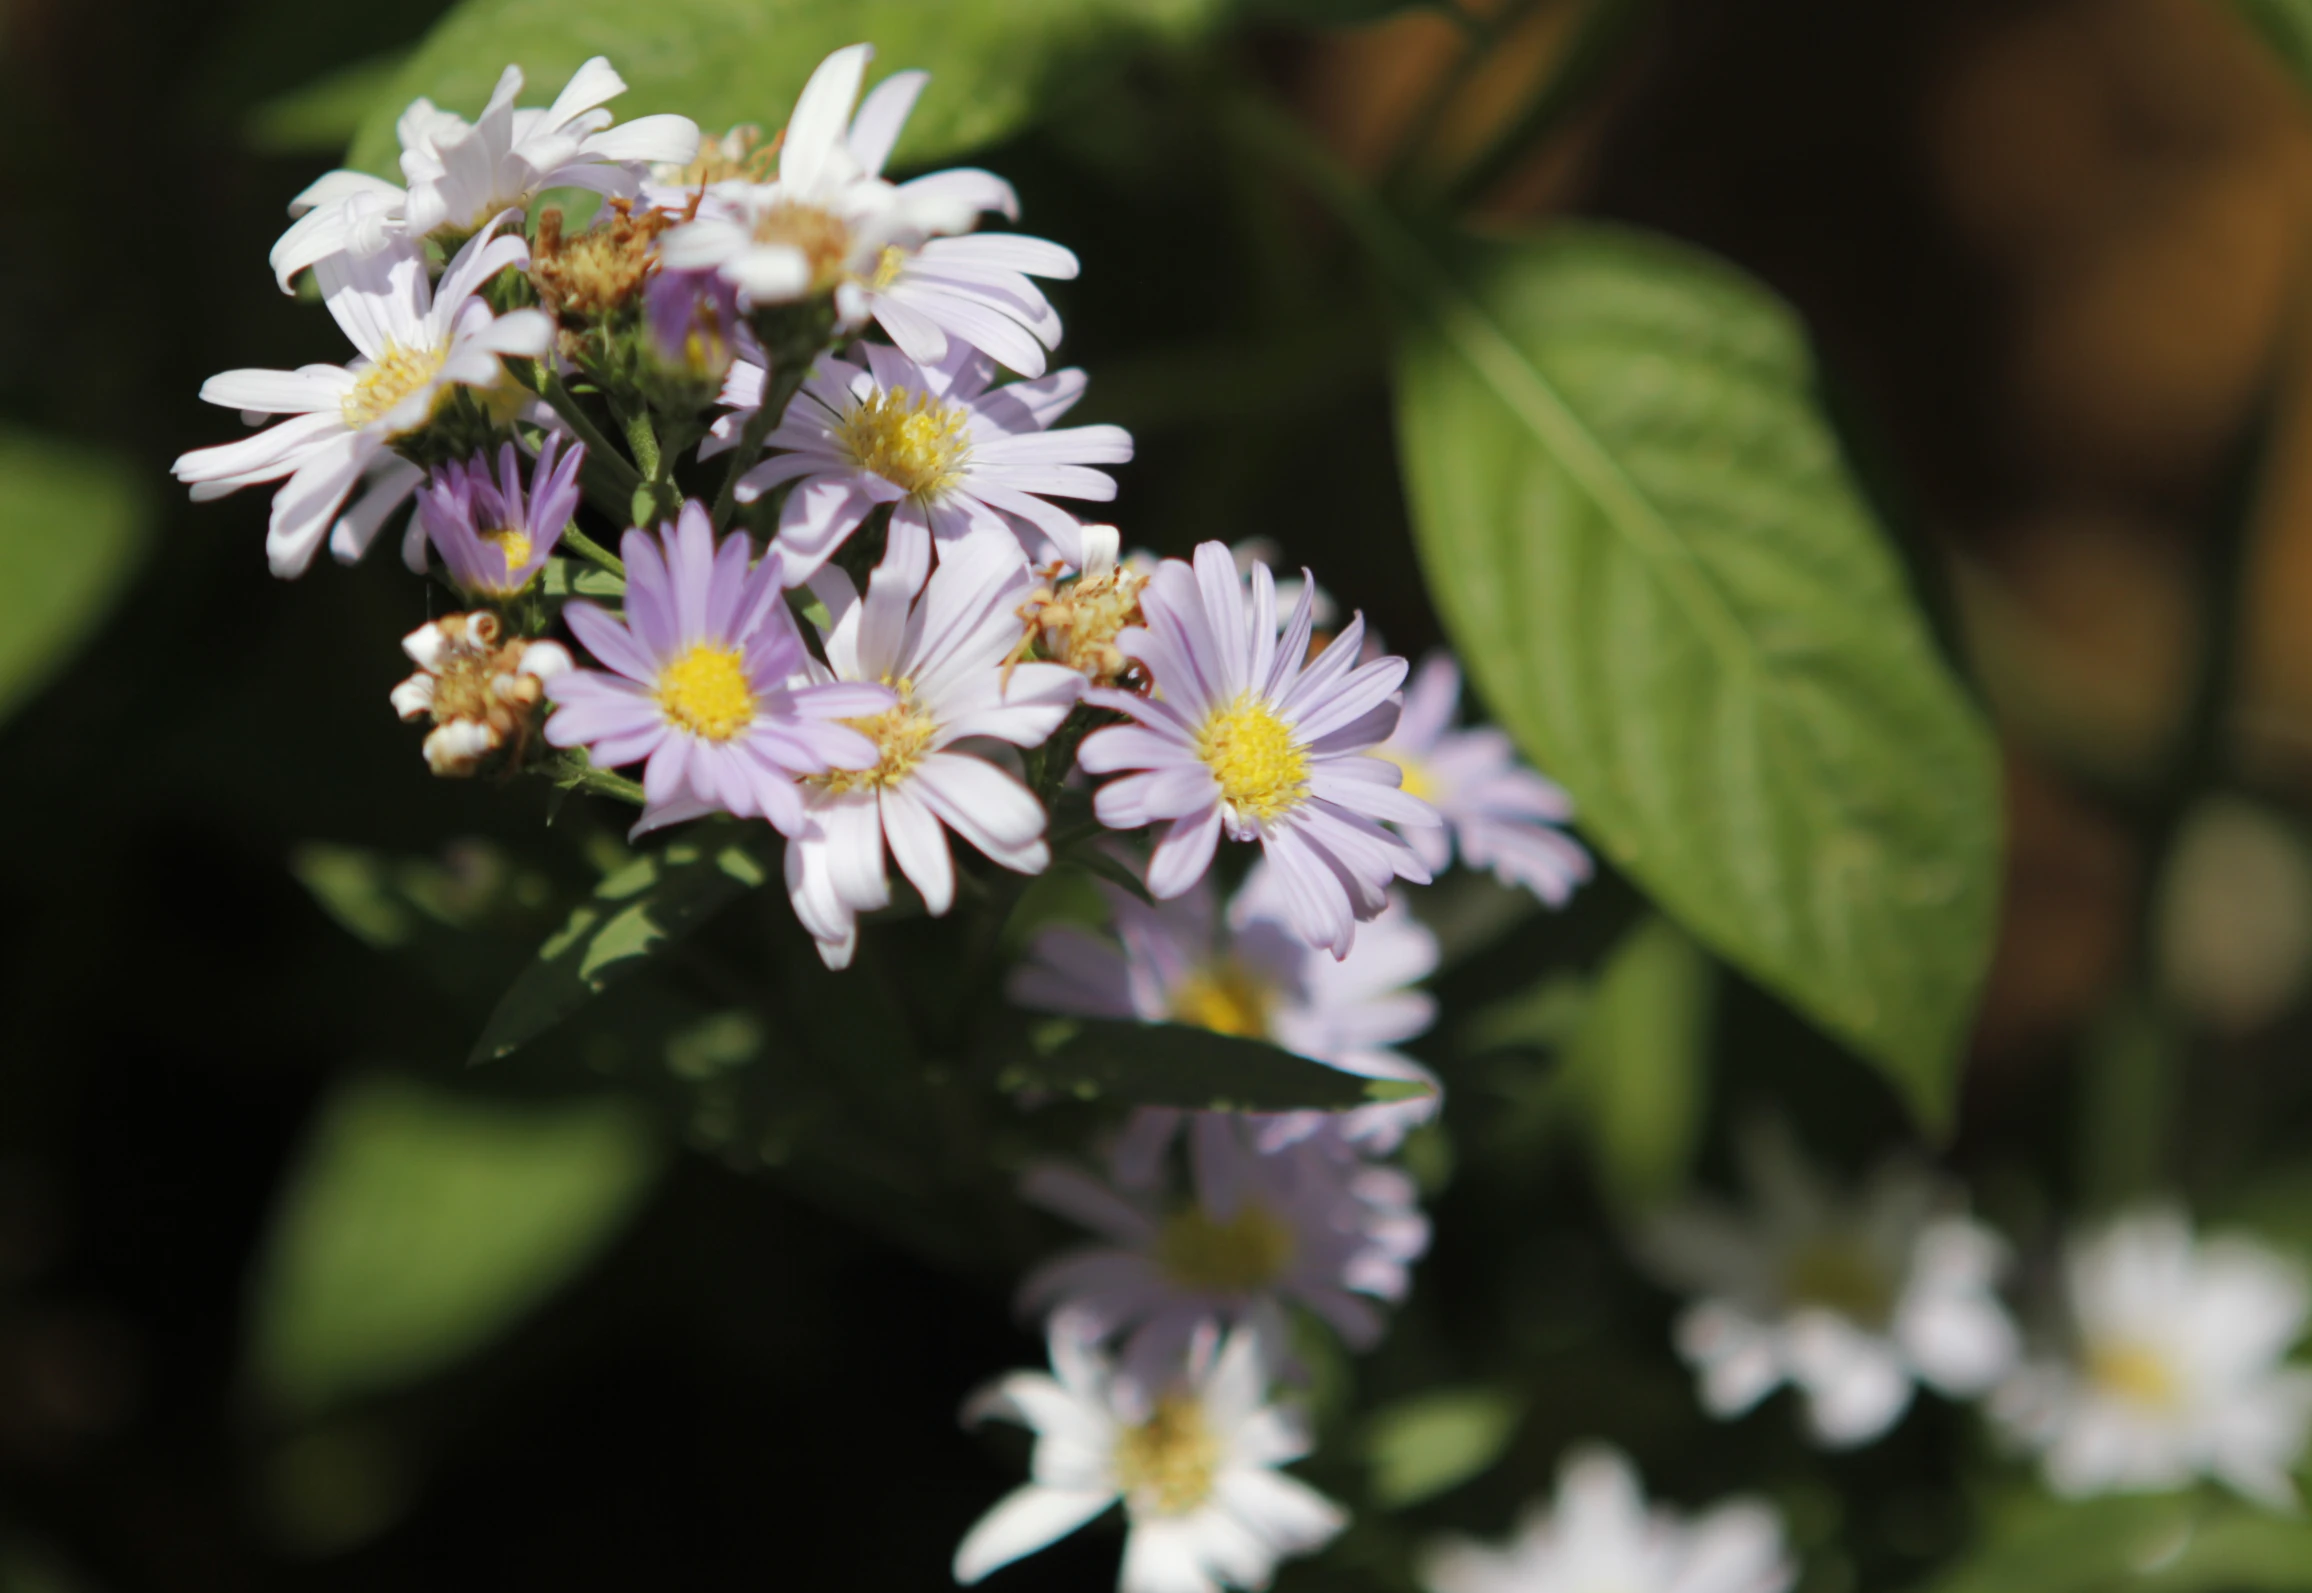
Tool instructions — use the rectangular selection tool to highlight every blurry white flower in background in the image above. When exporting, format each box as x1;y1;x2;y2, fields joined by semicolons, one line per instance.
1640;1124;2020;1447
1993;1205;2312;1506
955;1315;1345;1593
1419;1445;1794;1593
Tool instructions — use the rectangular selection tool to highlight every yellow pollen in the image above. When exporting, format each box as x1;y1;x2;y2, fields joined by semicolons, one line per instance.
867;243;909;290
814;683;940;794
1376;750;1435;802
1113;1395;1220;1518
838;387;973;500
1782;1238;1896;1327
481;527;534;587
656;643;756;742
1169;963;1272;1040
2088;1341;2182;1411
1156;1202;1295;1294
1196;696;1309;822
340;342;450;433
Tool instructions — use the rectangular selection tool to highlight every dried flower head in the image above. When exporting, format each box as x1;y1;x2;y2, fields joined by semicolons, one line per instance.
390;611;572;776
1011;527;1150;688
531;198;677;324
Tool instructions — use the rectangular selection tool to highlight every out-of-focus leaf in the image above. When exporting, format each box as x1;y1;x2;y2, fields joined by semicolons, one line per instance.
472;835;767;1064
1006;1018;1420;1112
1392;223;1998;1131
1559;916;1709;1209
1918;1494;2312;1593
541;557;626;601
346;0;1230;179
2234;0;2312;94
1236;0;1423;23
244;52;409;153
0;429;150;727
1362;1387;1522;1509
291;839;545;950
247;1075;661;1414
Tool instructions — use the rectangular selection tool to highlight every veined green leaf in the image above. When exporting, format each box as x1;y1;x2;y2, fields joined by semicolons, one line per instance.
247;1075;660;1413
1007;1018;1421;1112
0;429;150;728
1391;223;1998;1130
472;835;768;1064
347;0;1229;178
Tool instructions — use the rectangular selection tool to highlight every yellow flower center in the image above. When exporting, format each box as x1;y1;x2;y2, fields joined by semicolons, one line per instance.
1196;696;1309;822
1375;749;1435;802
656;643;755;742
1169;963;1272;1040
838;387;973;500
751;201;854;292
340;342;450;433
1156;1202;1295;1294
478;527;534;590
1783;1238;1896;1327
814;683;941;795
2087;1340;2182;1411
867;243;909;291
1113;1394;1220;1519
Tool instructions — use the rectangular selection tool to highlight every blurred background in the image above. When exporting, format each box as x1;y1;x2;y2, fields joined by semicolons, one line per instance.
6;0;2312;1587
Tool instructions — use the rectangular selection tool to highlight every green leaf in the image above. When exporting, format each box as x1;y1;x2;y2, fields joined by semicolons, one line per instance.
1006;1018;1423;1112
244;52;410;154
1390;223;1998;1130
0;429;150;728
2234;0;2312;92
1917;1494;2312;1593
1559;915;1710;1209
247;1075;660;1413
1362;1387;1523;1509
472;835;768;1064
346;0;1229;179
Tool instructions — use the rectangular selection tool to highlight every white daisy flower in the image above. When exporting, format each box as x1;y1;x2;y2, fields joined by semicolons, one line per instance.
656;44;1075;372
1640;1126;2021;1449
390;611;571;777
717;341;1130;583
1077;542;1436;959
1992;1206;2312;1507
783;535;1082;969
1016;1109;1429;1396
1009;863;1442;1151
1376;652;1593;908
1419;1445;1794;1593
955;1315;1347;1593
175;221;553;577
269;56;699;291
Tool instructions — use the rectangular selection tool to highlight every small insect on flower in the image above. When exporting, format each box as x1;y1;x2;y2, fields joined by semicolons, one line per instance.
1076;542;1437;959
417;434;583;597
174;221;553;578
713;341;1130;584
391;612;572;777
542;502;896;838
1992;1205;2312;1507
1009;525;1151;688
955;1315;1346;1593
1419;1446;1795;1593
270;57;700;291
1016;1109;1429;1395
1640;1122;2021;1450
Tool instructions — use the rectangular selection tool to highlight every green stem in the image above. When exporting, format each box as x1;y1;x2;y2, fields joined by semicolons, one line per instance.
537;368;642;515
559;524;627;579
1439;0;1653;211
552;758;647;806
622;406;662;481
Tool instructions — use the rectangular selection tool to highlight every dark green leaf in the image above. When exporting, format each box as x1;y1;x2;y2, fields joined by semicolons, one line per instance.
246;1075;660;1413
347;0;1231;178
1918;1494;2312;1593
1392;223;1998;1130
472;835;768;1064
1006;1018;1421;1112
1362;1386;1522;1509
0;428;150;727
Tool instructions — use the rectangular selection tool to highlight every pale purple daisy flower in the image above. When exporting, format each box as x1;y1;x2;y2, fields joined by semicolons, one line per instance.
1018;1109;1430;1397
270;56;699;291
783;534;1082;969
715;340;1130;582
416;432;583;598
1076;542;1436;958
1009;863;1442;1151
174;220;553;577
955;1315;1346;1593
543;502;893;838
1377;652;1591;907
655;43;1072;374
643;267;744;384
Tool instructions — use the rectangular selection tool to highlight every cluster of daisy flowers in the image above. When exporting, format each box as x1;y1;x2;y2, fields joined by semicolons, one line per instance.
173;40;1618;1593
1637;1124;2312;1509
